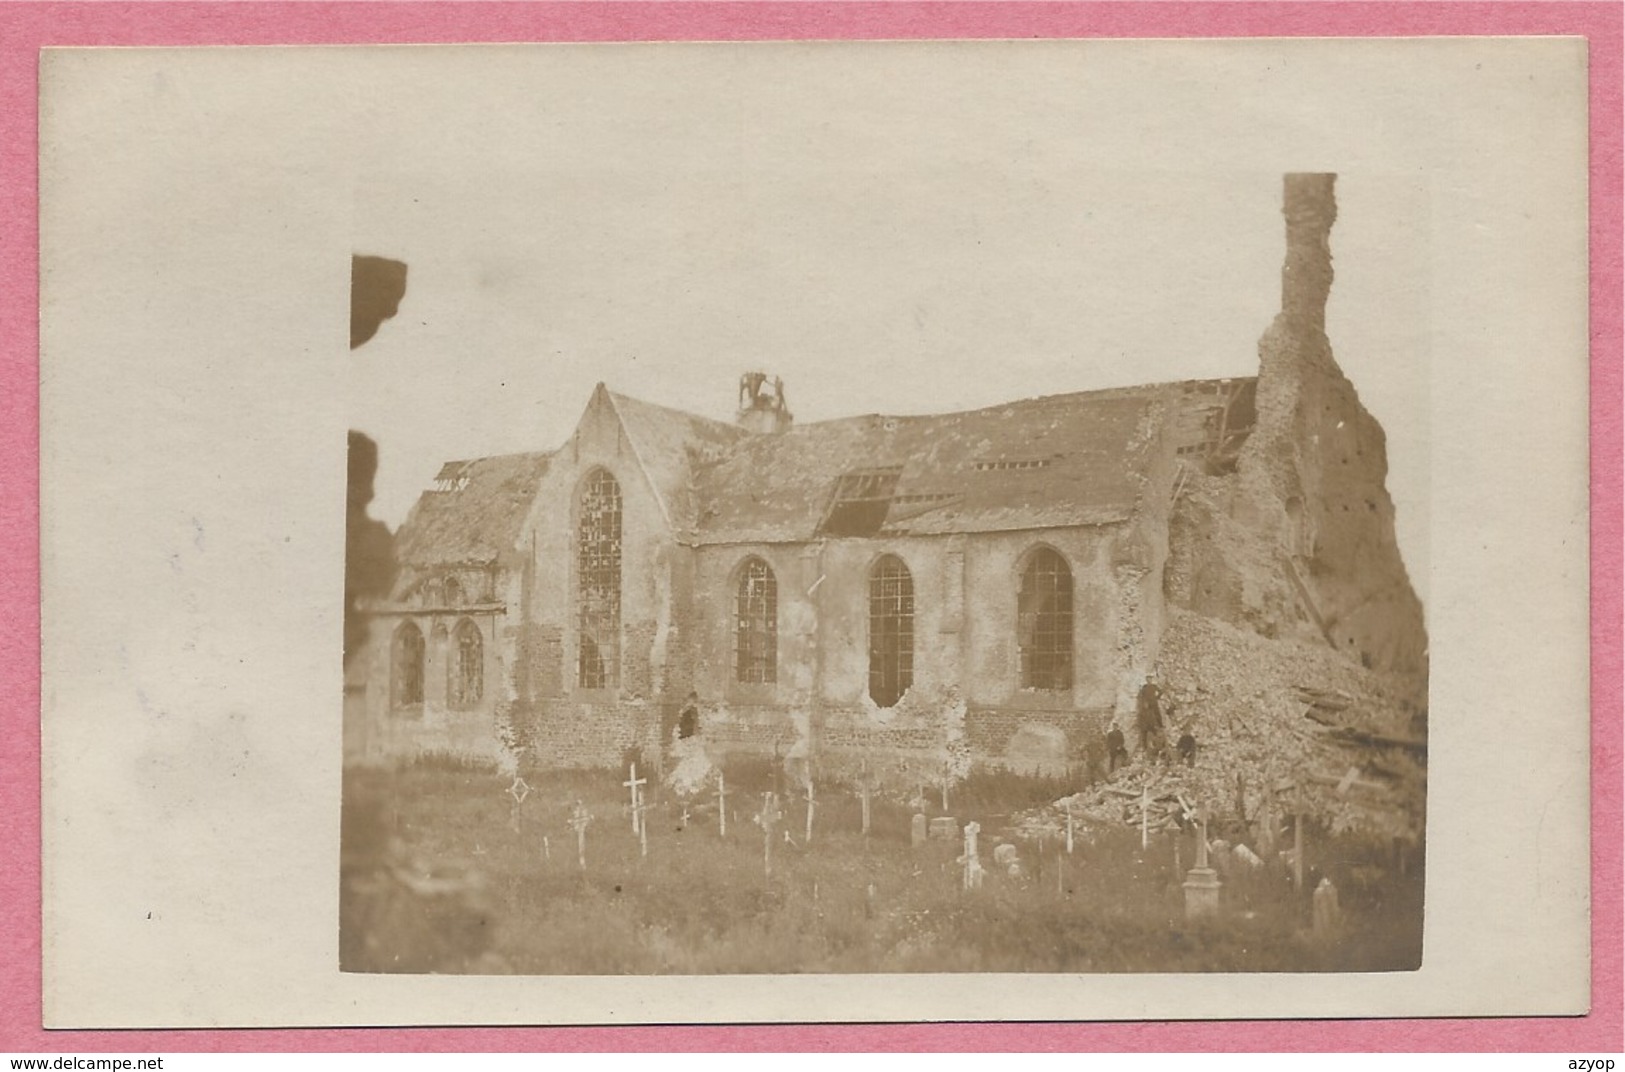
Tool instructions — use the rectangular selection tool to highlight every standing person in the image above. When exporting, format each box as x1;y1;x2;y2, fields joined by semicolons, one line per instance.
1137;672;1167;762
1105;726;1128;774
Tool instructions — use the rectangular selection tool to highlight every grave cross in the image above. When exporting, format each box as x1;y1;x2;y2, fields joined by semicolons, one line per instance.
756;791;782;878
623;763;647;836
1140;784;1151;850
714;772;729;838
507;775;532;805
633;797;651;858
858;761;873;837
1292;779;1305;892
568;801;592;871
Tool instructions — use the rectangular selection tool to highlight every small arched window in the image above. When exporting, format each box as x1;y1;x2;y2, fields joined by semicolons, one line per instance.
577;469;622;689
735;557;777;684
391;622;425;709
868;554;914;708
1018;546;1073;691
449;618;483;708
443;576;463;606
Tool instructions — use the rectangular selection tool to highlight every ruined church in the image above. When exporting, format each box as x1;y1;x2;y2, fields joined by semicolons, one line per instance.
344;174;1427;830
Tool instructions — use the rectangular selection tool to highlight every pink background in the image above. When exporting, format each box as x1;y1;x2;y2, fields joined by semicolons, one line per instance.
0;1;1617;1054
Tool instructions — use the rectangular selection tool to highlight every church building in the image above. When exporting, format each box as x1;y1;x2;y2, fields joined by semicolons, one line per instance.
343;174;1427;805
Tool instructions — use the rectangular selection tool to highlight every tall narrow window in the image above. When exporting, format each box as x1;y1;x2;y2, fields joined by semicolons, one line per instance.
735;557;777;684
1018;546;1073;691
391;622;425;709
868;554;914;708
450;618;483;708
577;468;622;689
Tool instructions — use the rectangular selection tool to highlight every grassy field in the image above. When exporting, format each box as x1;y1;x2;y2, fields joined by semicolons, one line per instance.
340;756;1423;975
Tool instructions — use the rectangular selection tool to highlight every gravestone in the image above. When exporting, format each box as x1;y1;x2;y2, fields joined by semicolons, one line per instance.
993;843;1019;868
910;813;928;848
1312;877;1342;938
1182;812;1222;920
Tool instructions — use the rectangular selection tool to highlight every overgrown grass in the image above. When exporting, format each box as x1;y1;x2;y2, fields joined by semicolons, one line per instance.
341;764;1423;975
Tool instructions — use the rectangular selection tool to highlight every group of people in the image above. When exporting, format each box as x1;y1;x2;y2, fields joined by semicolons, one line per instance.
1104;673;1197;774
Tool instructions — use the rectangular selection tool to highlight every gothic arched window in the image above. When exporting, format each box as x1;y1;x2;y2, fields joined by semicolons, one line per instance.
1018;546;1073;691
735;557;777;684
577;468;622;689
868;554;914;708
450;618;483;708
391;621;425;709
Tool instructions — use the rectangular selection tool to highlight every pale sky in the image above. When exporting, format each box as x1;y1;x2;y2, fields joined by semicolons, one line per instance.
345;42;1431;598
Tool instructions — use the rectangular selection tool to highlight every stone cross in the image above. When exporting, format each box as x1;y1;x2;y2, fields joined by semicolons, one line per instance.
623;763;647;836
757;791;782;878
568;801;592;871
714;772;728;838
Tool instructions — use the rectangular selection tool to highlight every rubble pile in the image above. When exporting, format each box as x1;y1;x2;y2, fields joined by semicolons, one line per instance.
1154;608;1425;840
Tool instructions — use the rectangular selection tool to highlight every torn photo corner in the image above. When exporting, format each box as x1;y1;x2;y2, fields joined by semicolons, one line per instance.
38;37;1590;1026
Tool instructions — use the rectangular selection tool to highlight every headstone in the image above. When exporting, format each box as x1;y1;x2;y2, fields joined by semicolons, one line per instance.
993;843;1019;868
1233;843;1264;869
1312;877;1342;938
1183;864;1221;920
928;816;959;841
911;813;928;848
1182;809;1221;919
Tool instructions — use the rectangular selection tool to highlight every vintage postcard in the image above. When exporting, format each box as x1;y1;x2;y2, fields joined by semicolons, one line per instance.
39;38;1589;1025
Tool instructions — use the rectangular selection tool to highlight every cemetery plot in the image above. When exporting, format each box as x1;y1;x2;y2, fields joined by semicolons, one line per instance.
339;757;1423;976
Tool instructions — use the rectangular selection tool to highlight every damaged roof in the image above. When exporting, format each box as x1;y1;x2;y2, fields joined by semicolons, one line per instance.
605;390;751;531
689;386;1184;544
394;451;554;567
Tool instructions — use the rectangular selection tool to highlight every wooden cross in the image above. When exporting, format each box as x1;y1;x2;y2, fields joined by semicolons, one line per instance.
1292;779;1305;892
623;763;647;836
757;791;782;878
633;798;650;858
508;775;531;833
568;801;592;871
714;772;728;838
1140;784;1151;850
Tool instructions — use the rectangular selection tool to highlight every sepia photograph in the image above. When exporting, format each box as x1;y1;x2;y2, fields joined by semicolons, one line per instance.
338;47;1429;977
37;36;1592;1027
